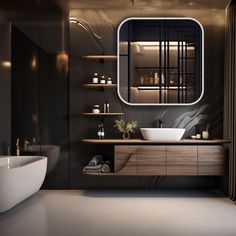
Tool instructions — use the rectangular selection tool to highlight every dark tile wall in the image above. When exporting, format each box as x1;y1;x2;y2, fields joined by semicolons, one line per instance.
70;8;225;189
0;14;11;155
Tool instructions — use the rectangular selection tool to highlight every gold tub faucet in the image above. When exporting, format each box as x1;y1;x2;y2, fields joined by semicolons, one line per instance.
16;138;20;156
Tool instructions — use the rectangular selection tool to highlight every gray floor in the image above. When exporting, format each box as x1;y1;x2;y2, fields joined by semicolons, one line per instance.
0;190;236;236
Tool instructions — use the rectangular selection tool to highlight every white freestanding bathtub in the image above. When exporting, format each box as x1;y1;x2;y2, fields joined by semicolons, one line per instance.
0;156;47;213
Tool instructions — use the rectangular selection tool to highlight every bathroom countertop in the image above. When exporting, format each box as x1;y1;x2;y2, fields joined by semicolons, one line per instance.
81;139;230;145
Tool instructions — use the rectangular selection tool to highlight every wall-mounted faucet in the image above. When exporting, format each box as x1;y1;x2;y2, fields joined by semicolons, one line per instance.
156;119;164;128
158;119;163;128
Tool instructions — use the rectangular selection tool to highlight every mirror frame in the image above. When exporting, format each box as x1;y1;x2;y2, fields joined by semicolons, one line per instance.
117;17;204;106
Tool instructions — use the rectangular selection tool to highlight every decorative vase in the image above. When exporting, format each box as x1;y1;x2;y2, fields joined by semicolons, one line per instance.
122;132;130;140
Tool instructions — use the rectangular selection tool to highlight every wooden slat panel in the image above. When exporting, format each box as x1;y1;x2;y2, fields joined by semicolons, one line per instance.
167;146;197;175
114;146;137;175
198;145;225;176
136;146;166;175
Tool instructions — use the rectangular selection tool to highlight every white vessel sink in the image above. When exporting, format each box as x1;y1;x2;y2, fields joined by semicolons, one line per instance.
140;128;185;141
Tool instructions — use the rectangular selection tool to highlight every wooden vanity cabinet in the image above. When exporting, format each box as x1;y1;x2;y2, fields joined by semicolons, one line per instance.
114;145;226;176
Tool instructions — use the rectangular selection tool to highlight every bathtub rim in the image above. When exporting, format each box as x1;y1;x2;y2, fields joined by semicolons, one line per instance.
0;156;47;171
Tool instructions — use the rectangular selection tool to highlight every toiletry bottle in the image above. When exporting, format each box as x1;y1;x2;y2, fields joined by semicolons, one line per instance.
140;75;144;84
161;72;165;85
100;124;105;139
106;102;110;113
149;71;154;84
170;72;175;85
144;75;148;85
107;78;112;84
103;101;110;113
100;75;106;84
154;72;159;85
103;101;107;113
92;73;98;84
97;125;101;139
92;104;100;113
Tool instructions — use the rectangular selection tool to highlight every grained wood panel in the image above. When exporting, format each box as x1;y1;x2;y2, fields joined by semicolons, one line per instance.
167;146;197;176
198;146;225;176
114;146;137;174
136;146;166;175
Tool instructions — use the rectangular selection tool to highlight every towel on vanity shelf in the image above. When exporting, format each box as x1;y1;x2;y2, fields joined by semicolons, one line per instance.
101;161;111;173
88;155;103;166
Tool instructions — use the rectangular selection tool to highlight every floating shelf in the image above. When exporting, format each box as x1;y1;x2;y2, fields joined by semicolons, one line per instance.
81;55;117;60
81;139;230;145
83;172;117;176
82;84;117;89
82;113;124;116
134;86;187;90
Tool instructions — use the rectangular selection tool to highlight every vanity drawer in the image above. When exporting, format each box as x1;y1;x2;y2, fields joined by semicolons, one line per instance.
114;145;166;175
198;146;225;176
136;146;166;175
114;146;137;174
166;146;197;176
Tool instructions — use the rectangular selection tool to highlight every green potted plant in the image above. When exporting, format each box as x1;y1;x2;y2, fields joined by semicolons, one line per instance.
114;118;138;140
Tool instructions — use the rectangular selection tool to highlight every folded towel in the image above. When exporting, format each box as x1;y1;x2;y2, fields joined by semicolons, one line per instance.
88;155;103;166
101;161;111;173
83;164;102;171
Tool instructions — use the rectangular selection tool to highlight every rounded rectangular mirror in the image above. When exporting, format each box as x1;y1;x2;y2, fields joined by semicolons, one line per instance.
117;17;204;106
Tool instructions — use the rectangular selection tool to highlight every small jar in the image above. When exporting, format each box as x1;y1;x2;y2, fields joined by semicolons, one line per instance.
107;78;112;84
100;75;106;84
92;104;100;113
196;133;201;139
92;73;98;83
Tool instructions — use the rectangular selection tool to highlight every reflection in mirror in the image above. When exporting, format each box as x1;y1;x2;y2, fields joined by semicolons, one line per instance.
117;18;204;105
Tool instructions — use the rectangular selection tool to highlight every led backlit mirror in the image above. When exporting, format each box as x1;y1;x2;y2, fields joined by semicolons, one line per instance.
117;18;204;105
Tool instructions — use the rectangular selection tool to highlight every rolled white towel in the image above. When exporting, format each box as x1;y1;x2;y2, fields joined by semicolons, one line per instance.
88;155;103;166
101;161;111;173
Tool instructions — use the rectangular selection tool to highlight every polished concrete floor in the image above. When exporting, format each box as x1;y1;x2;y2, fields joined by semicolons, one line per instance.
0;190;236;236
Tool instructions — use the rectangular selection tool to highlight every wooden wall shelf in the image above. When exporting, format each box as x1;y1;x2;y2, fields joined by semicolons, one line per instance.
82;84;117;89
81;139;230;145
81;55;117;60
82;113;124;116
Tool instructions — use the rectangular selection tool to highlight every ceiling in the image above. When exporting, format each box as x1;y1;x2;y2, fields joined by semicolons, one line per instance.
54;0;231;10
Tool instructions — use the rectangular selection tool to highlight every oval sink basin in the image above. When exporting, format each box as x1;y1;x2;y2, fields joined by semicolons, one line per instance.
140;128;185;141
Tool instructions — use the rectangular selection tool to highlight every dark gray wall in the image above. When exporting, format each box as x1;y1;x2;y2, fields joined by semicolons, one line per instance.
0;15;11;155
70;8;225;189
